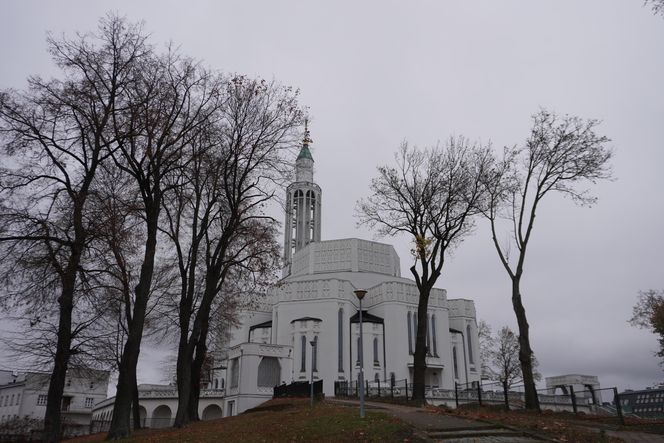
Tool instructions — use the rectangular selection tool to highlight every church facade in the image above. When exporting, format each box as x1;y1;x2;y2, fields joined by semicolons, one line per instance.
221;130;480;416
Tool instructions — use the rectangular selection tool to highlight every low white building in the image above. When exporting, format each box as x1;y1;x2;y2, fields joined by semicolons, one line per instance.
91;384;225;430
220;131;481;416
0;368;109;435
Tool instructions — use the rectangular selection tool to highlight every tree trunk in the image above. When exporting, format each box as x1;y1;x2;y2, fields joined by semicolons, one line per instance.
503;381;510;411
511;277;540;411
188;337;207;422
132;374;141;430
42;274;76;443
43;203;86;443
107;328;142;438
411;289;430;405
188;316;211;422
173;335;193;427
107;213;158;439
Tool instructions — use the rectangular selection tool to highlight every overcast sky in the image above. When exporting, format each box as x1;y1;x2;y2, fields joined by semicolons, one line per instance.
1;1;663;394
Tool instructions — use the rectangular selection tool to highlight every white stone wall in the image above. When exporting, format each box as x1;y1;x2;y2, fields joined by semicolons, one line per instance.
290;239;401;278
224;238;481;411
92;389;227;426
448;299;480;386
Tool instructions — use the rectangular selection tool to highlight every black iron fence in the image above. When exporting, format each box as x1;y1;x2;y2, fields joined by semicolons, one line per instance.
335;378;625;425
335;379;423;401
453;381;625;425
273;380;323;398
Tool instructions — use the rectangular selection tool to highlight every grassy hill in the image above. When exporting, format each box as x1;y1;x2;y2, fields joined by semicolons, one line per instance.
69;398;415;442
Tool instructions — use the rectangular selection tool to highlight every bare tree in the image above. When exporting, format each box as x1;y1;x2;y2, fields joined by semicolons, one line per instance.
358;138;493;404
85;163;176;429
0;15;146;442
162;77;302;426
630;289;664;362
645;0;664;16
485;326;541;410
480;109;612;410
105;44;223;438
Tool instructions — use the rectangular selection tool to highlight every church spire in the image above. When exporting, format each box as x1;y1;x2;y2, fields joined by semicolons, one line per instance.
295;118;314;182
283;119;322;276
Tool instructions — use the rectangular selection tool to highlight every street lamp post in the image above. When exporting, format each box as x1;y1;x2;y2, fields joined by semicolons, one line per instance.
310;339;316;408
354;289;367;419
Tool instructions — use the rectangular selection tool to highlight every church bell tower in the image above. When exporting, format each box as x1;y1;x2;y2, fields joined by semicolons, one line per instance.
283;121;322;273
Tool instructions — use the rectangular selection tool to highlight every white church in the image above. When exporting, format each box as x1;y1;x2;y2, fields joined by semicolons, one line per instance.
220;130;481;416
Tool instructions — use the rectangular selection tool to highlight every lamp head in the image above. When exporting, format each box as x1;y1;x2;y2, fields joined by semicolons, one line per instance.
354;289;367;300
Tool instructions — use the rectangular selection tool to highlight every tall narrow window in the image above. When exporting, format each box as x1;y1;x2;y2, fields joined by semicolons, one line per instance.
426;314;431;356
338;309;344;372
373;337;379;365
312;336;318;372
467;325;474;364
414;315;418;351
452;347;459;380
230;358;239;388
432;315;438;356
309;192;316;241
407;312;413;354
300;335;307;372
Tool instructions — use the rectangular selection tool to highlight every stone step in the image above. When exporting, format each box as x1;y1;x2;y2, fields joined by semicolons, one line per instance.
433;437;543;443
428;427;545;441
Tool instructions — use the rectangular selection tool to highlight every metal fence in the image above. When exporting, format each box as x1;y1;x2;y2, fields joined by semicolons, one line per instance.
453;381;625;425
273;380;323;398
334;379;421;400
335;378;625;425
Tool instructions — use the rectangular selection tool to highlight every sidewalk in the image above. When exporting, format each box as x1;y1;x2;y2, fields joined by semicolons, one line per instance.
329;399;664;443
328;399;547;442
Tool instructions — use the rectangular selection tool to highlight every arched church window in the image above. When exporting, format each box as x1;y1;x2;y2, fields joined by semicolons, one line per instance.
373;337;379;365
453;347;459;380
467;325;474;364
338;308;343;372
300;335;307;372
257;357;281;388
407;312;413;355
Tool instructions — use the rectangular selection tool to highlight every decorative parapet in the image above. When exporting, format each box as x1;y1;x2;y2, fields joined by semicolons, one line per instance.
275;276;448;309
138;389;177;399
290;238;401;277
365;282;447;307
447;299;476;318
226;342;293;359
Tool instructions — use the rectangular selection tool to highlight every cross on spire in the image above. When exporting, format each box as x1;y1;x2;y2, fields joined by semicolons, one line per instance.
303;118;313;146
